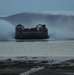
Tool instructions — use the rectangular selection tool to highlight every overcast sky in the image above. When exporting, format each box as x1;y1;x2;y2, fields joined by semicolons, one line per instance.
0;0;74;16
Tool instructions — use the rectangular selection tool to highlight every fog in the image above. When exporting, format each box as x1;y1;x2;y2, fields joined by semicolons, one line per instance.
0;12;74;41
0;20;15;41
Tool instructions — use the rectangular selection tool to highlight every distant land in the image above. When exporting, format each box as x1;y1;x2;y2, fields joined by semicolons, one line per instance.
0;12;74;27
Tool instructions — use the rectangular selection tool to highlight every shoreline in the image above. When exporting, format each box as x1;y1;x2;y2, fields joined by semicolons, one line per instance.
0;68;29;75
0;68;74;75
29;68;74;75
20;67;44;75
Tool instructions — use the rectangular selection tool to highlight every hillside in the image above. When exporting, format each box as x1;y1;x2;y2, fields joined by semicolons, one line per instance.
0;12;47;26
0;12;74;27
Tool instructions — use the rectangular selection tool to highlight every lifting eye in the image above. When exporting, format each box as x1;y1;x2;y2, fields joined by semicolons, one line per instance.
36;24;42;30
16;24;24;31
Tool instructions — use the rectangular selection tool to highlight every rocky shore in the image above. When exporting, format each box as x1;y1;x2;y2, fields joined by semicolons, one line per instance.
0;57;74;75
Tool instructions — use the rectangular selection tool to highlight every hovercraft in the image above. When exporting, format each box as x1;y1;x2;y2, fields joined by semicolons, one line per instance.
15;24;49;39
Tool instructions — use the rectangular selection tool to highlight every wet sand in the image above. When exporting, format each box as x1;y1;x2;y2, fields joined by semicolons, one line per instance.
0;68;29;75
30;69;74;75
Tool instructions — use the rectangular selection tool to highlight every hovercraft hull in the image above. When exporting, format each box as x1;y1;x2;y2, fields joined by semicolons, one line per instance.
15;32;49;39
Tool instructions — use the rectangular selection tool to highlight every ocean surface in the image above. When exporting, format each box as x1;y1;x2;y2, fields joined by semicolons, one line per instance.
0;40;74;57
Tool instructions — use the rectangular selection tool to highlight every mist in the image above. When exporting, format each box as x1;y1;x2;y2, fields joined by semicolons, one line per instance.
0;12;74;41
27;14;74;40
0;20;15;41
22;21;74;40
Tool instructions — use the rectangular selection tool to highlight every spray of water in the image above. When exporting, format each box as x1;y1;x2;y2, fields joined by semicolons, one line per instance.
0;12;74;41
0;20;15;41
29;14;74;40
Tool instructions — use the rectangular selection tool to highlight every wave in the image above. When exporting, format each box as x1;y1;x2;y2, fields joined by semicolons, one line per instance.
0;12;74;41
20;67;44;75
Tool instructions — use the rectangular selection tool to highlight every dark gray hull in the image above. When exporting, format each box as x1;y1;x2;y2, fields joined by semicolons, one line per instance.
15;32;49;39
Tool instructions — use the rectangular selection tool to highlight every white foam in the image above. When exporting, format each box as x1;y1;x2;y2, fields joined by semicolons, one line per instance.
20;67;44;75
0;20;15;41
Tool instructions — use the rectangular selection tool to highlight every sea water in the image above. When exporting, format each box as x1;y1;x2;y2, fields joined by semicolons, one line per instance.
0;40;74;57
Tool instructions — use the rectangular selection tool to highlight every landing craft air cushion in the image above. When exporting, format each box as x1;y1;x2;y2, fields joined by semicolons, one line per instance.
15;24;49;39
